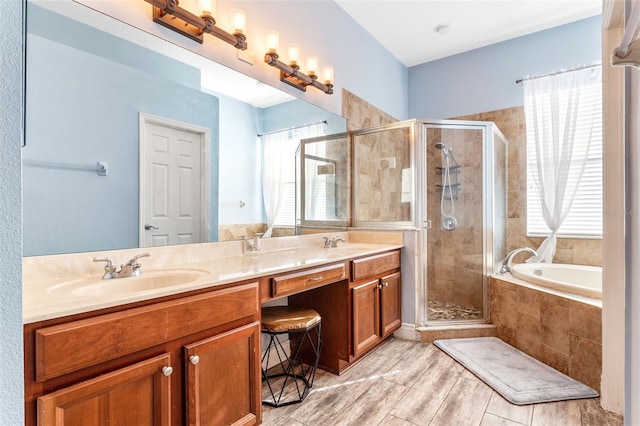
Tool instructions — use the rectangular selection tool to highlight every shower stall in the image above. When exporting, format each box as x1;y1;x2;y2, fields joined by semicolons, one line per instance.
351;119;508;327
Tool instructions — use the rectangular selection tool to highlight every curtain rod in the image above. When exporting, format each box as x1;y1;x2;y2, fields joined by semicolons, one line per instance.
515;63;601;85
257;120;327;137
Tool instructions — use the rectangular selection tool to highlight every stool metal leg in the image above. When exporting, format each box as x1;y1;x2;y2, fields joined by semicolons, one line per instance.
261;322;322;407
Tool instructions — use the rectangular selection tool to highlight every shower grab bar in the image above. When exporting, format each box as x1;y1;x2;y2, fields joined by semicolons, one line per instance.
23;159;108;176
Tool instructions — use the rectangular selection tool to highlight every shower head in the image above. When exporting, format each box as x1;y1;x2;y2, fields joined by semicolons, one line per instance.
435;142;452;157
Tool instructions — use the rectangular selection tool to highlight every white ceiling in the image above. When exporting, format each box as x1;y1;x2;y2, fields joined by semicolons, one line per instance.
335;0;602;67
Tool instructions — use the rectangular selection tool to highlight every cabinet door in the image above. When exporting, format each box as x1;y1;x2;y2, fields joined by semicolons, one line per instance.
352;279;381;357
380;272;402;338
185;321;261;426
37;354;171;426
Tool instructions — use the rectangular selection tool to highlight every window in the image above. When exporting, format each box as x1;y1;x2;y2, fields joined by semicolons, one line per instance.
524;66;603;238
261;123;326;230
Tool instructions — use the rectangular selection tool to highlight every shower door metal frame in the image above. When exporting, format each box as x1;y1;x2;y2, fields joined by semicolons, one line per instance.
416;119;501;327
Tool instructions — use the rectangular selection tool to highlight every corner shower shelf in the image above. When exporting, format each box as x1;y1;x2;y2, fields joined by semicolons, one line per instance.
436;165;460;175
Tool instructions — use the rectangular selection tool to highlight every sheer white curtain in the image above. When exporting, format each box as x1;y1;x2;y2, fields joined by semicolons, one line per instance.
523;66;602;262
260;122;326;237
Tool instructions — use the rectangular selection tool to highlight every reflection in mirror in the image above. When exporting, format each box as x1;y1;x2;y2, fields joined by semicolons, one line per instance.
23;1;346;256
298;133;349;233
352;123;413;226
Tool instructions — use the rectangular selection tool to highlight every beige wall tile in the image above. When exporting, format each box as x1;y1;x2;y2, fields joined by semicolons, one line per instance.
515;285;541;321
540;343;570;375
569;335;602;391
515;312;542;359
569;303;602;344
540;303;570;354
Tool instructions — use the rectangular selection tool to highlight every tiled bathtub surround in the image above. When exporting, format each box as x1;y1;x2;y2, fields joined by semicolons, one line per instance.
490;275;602;392
455;107;602;267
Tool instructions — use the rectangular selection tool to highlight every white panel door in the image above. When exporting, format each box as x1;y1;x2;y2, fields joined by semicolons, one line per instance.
141;120;204;247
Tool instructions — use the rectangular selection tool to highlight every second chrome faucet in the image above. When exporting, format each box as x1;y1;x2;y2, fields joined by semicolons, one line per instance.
323;236;346;249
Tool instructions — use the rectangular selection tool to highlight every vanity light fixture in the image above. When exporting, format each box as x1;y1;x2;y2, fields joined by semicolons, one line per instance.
143;0;247;49
264;31;333;94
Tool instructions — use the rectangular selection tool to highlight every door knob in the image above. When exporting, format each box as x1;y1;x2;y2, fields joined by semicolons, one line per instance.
144;224;159;230
162;366;173;376
189;355;200;365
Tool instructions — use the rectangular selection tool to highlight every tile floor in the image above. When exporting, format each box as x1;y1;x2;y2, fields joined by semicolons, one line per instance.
262;337;623;426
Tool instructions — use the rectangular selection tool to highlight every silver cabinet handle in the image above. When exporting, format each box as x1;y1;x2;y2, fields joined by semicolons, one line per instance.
162;366;173;376
189;355;200;365
145;224;159;230
384;282;389;287
308;276;324;281
377;284;383;290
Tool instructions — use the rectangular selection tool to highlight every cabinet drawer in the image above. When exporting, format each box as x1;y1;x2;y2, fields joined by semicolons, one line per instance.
352;250;401;281
35;282;259;382
272;263;347;298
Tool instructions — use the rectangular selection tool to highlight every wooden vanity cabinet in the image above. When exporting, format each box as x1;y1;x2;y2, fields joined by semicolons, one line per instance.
37;353;172;425
288;249;402;374
351;253;402;358
25;282;261;426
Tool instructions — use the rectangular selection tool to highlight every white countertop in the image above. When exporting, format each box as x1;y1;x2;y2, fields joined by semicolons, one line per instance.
24;233;403;324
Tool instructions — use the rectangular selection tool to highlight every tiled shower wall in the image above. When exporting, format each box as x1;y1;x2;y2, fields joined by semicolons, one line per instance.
455;107;602;267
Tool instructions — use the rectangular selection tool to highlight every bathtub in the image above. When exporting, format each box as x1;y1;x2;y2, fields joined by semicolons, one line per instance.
510;263;602;299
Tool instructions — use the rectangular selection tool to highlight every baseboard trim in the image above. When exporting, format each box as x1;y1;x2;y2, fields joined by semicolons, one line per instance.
393;323;420;341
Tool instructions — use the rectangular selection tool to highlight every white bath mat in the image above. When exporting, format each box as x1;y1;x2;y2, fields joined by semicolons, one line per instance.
433;337;599;405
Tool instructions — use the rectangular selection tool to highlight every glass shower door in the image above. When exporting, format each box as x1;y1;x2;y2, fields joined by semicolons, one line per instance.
424;123;487;322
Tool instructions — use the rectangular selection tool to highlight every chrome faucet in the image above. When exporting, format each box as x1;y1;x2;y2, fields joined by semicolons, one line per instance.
244;234;262;253
323;236;346;248
499;247;538;274
93;252;150;279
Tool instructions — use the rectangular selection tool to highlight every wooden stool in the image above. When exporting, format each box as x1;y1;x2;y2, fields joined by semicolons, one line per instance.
261;306;322;407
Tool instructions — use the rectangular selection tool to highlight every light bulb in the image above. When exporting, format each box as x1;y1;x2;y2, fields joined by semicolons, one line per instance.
322;65;334;85
288;45;300;66
199;0;215;17
306;56;318;76
231;9;246;34
266;31;279;53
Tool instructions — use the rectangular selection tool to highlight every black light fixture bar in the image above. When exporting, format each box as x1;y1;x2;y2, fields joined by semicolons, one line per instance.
265;52;333;94
144;0;247;49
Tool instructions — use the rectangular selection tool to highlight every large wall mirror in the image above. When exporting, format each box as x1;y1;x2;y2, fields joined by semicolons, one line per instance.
23;0;347;256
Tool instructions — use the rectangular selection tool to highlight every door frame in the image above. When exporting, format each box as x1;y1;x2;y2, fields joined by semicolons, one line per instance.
139;112;211;246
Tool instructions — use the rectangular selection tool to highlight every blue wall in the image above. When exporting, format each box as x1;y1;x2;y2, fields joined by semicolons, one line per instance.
408;16;602;119
0;0;24;422
215;92;264;225
24;31;220;255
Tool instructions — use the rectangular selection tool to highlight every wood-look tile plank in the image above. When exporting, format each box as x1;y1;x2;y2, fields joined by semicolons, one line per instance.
389;349;464;425
485;391;533;425
429;377;493;426
578;398;624;425
378;415;418;426
461;368;480;381
382;342;439;387
531;400;582;426
328;378;409;426
480;412;528;426
261;339;622;426
287;365;389;425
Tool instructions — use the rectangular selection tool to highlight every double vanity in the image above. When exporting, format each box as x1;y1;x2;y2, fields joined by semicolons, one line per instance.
23;231;403;425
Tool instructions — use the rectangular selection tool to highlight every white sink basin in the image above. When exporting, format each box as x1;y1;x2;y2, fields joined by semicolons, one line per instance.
49;268;210;297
